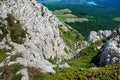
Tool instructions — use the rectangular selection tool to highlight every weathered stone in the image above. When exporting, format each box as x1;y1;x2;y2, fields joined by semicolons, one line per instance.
97;38;120;66
88;30;112;43
0;0;68;72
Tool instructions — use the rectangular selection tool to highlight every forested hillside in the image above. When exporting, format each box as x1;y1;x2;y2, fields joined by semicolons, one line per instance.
44;4;120;39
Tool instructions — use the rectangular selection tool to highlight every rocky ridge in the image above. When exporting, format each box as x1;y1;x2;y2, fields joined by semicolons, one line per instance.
88;30;112;43
0;0;75;73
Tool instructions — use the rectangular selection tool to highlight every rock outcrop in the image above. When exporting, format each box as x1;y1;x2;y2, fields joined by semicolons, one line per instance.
88;30;112;43
0;0;70;72
94;27;120;66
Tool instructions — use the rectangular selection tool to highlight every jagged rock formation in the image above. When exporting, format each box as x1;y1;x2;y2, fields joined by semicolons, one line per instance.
88;30;112;43
0;0;85;73
0;0;72;73
92;27;120;66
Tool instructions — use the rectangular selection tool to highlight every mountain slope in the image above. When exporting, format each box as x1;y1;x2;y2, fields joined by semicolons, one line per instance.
0;0;85;74
0;0;120;80
0;0;66;72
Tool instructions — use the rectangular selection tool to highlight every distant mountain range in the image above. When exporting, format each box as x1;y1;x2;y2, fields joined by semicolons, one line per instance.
37;0;120;9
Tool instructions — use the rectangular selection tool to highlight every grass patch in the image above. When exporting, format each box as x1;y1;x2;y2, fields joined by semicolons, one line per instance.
68;43;99;68
47;58;56;64
53;9;88;23
114;17;120;22
64;47;69;54
59;25;84;50
0;48;9;62
27;62;120;80
6;14;27;44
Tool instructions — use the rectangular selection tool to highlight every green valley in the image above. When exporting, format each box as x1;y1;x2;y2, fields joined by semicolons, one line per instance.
44;4;120;39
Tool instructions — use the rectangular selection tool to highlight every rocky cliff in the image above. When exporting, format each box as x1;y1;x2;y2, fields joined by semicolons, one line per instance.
0;0;76;73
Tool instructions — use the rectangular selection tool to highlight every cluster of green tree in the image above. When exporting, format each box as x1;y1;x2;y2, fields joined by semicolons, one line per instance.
44;4;120;40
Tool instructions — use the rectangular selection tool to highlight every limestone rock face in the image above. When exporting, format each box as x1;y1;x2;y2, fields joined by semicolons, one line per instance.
96;27;120;66
98;40;120;66
89;30;112;43
0;0;67;72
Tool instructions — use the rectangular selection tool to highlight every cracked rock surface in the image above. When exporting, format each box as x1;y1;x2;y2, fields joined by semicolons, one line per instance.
0;0;68;72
